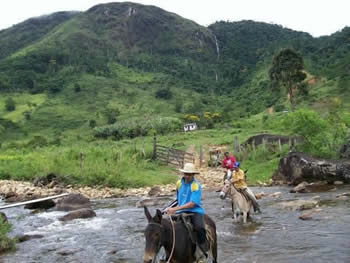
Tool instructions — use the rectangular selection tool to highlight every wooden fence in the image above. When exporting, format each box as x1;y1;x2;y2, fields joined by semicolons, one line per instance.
152;136;194;168
233;134;301;155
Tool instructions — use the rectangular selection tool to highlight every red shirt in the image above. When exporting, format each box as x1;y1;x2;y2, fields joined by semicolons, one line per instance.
222;156;236;169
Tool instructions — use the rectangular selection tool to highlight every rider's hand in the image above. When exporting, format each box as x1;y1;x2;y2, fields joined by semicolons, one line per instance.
166;207;176;215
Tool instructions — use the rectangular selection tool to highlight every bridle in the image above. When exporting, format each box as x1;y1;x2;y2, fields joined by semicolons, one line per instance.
146;215;176;263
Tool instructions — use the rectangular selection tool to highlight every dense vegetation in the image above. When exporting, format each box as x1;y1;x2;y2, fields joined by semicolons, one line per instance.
0;1;348;188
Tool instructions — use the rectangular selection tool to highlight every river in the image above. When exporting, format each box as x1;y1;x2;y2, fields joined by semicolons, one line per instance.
1;185;350;263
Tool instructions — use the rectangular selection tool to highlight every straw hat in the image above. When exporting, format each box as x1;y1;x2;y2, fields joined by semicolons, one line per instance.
179;163;199;174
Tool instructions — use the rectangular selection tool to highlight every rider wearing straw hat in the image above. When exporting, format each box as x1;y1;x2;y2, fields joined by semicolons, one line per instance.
165;163;208;258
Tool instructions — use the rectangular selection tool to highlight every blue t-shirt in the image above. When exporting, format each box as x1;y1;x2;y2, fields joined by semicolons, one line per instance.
175;177;204;214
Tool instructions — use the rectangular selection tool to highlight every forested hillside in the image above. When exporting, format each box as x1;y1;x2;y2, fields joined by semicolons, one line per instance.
0;1;349;142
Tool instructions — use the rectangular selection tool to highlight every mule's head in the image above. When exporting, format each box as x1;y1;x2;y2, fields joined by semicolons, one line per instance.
143;206;164;263
219;179;231;200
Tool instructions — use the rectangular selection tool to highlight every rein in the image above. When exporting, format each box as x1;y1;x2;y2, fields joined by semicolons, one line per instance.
166;215;176;263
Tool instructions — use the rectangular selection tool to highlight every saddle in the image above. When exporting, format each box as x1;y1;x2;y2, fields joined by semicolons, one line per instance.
170;213;210;259
237;188;250;202
170;213;196;243
237;188;261;213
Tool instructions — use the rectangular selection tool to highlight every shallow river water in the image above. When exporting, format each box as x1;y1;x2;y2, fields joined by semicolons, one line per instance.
1;185;350;263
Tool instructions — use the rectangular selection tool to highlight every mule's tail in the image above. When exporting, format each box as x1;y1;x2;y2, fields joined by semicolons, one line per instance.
204;214;218;263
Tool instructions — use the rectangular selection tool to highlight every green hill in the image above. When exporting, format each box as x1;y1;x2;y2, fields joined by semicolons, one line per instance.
0;1;349;143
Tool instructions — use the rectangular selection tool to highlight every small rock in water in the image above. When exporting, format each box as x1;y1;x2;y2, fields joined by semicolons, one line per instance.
16;234;44;242
57;248;81;256
311;195;321;200
59;208;96;221
336;192;350;198
299;213;313;220
107;249;118;255
272;192;281;198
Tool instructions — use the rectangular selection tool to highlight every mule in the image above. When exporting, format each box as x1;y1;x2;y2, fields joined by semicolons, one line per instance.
143;206;217;263
219;179;252;223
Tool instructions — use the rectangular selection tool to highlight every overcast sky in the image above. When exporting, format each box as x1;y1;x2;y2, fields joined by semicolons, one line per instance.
0;0;349;37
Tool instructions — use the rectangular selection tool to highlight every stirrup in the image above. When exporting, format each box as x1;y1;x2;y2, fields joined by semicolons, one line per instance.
195;245;208;261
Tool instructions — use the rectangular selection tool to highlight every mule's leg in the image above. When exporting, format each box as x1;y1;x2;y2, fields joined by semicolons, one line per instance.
242;212;247;223
231;200;235;218
233;210;240;223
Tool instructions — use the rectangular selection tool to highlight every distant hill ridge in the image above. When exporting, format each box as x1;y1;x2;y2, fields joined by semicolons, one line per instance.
0;2;348;140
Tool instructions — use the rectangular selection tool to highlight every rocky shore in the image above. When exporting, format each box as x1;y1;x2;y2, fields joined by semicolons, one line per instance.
0;167;229;202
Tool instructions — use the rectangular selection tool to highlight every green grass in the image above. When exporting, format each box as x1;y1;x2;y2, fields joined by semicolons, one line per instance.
0;124;291;188
243;158;280;185
0;138;178;188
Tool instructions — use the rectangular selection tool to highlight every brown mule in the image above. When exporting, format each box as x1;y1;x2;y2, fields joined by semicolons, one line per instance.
143;206;217;263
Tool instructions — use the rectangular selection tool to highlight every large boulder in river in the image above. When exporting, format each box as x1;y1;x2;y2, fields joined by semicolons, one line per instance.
275;152;350;185
275;199;319;211
25;199;56;210
59;208;96;222
55;193;91;211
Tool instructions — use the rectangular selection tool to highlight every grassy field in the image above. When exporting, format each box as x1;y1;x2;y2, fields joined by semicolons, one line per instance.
0;116;291;188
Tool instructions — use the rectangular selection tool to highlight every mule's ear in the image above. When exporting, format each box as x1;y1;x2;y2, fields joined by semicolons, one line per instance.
144;206;152;222
154;209;163;223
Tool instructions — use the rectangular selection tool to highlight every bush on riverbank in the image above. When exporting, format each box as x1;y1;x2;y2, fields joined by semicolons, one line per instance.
0;220;16;254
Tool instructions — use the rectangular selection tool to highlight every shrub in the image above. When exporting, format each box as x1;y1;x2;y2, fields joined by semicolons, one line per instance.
94;117;182;140
155;88;173;100
89;119;96;128
0;220;16;253
27;136;48;148
4;98;15;111
23;111;31;120
74;83;81;92
282;109;347;158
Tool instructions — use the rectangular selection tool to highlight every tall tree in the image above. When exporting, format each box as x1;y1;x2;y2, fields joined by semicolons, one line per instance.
269;48;307;109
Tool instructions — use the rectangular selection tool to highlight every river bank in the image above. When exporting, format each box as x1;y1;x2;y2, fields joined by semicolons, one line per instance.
0;166;232;201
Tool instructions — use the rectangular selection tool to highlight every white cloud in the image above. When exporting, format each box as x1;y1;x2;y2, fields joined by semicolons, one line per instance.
0;0;349;37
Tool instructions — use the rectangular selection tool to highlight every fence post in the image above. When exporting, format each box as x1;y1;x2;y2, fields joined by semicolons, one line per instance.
199;145;203;168
141;139;146;157
167;149;170;165
252;139;256;152
278;138;282;152
215;151;220;167
80;152;84;175
234;136;239;155
262;138;266;151
152;135;157;160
